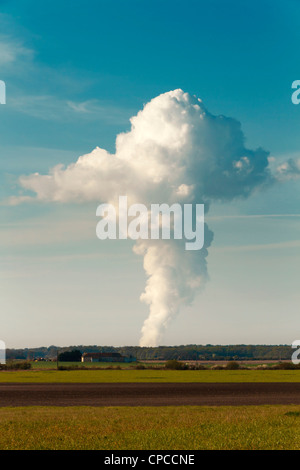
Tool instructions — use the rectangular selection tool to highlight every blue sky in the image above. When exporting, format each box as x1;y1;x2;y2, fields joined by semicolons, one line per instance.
1;0;300;348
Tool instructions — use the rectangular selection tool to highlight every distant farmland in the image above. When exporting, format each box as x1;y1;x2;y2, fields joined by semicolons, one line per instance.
6;344;294;362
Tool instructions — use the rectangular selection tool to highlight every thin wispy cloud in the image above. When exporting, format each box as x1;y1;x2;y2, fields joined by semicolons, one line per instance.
207;213;300;221
0;214;95;247
0;14;133;126
0;35;34;67
213;240;300;253
8;94;133;124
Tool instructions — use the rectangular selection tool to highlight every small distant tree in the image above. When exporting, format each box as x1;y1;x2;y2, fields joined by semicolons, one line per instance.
1;361;32;370
225;361;240;370
276;362;298;370
165;360;188;370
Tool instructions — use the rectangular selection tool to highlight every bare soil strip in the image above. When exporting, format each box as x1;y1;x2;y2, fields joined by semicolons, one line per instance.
1;383;300;407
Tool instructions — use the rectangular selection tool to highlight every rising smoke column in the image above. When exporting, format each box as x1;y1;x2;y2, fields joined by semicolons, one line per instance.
134;231;213;346
15;89;272;346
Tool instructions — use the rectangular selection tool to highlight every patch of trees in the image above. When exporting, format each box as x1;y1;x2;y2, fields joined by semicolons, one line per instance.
6;344;294;362
57;349;82;362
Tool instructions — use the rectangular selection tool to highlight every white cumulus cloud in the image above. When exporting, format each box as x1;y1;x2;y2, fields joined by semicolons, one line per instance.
14;89;273;345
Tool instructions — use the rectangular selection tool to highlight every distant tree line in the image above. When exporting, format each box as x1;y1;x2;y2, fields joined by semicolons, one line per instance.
6;344;294;361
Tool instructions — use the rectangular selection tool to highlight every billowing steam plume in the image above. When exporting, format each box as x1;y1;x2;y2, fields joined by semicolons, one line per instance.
15;89;272;346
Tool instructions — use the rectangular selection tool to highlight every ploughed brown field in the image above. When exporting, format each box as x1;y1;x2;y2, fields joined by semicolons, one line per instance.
1;382;300;407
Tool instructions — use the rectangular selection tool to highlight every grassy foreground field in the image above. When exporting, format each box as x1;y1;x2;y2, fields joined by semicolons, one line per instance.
1;369;300;382
0;405;300;450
